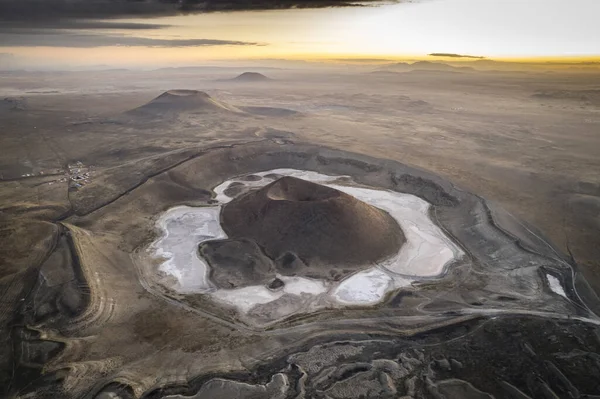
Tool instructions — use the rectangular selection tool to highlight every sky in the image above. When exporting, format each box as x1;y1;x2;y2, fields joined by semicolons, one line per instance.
1;0;599;69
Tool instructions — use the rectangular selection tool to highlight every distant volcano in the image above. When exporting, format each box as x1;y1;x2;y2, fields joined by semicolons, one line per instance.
220;177;405;274
129;90;243;115
229;72;271;82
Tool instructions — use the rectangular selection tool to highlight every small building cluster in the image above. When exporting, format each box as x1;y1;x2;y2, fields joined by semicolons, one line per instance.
67;161;93;189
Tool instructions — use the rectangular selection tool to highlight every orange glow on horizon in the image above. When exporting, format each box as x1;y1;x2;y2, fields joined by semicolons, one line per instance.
4;45;600;69
1;1;599;70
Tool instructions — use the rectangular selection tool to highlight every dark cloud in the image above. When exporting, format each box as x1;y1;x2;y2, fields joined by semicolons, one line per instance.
0;31;263;48
428;53;486;59
0;0;179;21
0;0;393;48
0;0;388;22
1;20;171;31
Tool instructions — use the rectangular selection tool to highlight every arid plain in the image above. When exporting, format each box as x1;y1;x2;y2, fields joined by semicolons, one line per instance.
2;63;600;398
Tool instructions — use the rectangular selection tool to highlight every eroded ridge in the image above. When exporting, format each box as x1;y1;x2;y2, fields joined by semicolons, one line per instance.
93;316;600;399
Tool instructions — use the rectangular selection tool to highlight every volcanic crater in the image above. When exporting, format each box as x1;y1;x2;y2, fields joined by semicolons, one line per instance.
129;89;243;115
219;176;405;280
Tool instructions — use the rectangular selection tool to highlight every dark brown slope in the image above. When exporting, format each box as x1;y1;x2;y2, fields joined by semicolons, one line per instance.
220;177;404;270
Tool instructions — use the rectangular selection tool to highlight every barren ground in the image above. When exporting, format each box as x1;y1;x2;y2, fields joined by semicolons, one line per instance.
1;66;600;398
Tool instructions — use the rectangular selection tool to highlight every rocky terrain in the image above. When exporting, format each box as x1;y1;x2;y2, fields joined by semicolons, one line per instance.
1;66;599;398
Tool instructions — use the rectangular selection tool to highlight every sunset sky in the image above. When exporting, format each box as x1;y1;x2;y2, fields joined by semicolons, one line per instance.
1;0;599;69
